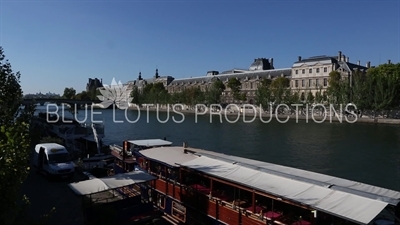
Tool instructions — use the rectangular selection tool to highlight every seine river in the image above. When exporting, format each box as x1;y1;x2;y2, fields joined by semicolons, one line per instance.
37;105;400;191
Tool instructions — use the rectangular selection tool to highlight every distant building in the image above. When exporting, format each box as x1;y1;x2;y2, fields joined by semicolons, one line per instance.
126;69;174;93
24;92;61;99
291;51;369;96
126;51;374;104
167;57;290;104
86;78;103;92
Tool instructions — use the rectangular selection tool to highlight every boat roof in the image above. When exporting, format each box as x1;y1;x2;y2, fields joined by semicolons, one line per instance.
139;146;400;224
138;146;199;167
36;143;65;149
68;170;156;196
127;139;172;147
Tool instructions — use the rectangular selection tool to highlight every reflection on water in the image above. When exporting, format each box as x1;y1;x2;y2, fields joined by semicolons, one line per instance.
35;105;400;191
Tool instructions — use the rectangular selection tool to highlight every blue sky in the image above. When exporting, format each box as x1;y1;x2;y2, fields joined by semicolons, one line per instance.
1;0;399;95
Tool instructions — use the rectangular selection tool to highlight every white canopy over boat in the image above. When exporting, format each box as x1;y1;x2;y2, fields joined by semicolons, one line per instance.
128;139;172;147
181;155;398;225
135;146;400;225
68;170;156;196
139;146;198;167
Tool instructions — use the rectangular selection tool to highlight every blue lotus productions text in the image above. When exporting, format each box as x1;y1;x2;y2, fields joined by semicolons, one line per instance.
45;103;358;124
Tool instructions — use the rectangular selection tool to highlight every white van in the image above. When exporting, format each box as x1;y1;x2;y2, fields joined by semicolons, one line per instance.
33;143;75;179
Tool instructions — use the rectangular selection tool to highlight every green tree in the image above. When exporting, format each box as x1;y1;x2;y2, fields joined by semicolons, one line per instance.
326;71;350;104
365;63;400;117
130;86;140;105
288;89;301;105
88;88;101;101
270;77;290;104
314;87;324;103
351;69;368;116
205;79;225;105
63;87;76;99
138;82;169;104
306;91;315;103
255;78;272;110
227;78;243;101
75;91;91;100
0;47;36;223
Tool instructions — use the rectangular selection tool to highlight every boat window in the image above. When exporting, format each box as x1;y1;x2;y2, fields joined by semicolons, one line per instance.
156;193;165;209
172;201;186;222
48;153;69;164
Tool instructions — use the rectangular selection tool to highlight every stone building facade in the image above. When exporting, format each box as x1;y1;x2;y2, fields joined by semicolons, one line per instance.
125;51;372;104
291;51;369;96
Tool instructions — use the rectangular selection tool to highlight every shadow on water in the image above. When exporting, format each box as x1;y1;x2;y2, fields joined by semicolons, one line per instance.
35;106;400;191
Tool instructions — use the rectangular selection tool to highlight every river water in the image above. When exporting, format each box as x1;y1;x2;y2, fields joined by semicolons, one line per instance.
36;105;400;191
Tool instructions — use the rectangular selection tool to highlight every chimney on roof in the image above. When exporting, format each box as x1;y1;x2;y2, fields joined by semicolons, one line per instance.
338;51;342;61
341;54;346;62
270;58;274;68
366;61;371;68
357;60;360;65
298;56;302;61
100;78;102;84
388;59;391;64
346;57;349;63
138;71;142;80
183;142;188;149
254;59;257;62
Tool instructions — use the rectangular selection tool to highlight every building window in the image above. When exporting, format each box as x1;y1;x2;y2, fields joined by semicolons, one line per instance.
295;70;298;74
316;68;320;73
172;201;186;222
324;67;327;73
309;69;312;73
316;79;319;87
308;79;311;87
324;78;328;86
302;69;305;74
302;80;305;87
250;83;253;89
295;80;298;88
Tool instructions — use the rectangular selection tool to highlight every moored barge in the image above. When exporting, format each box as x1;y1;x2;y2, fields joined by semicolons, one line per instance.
111;140;400;225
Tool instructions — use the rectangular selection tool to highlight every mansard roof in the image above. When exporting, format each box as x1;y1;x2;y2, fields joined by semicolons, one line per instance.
341;61;368;72
220;68;249;74
169;68;291;85
249;58;274;70
293;56;339;67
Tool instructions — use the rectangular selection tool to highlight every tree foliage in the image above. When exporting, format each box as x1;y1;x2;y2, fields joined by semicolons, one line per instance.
141;82;169;104
227;78;243;101
353;63;400;116
0;47;36;224
62;87;76;99
270;77;290;104
255;78;272;110
326;71;350;104
205;79;225;104
74;91;91;100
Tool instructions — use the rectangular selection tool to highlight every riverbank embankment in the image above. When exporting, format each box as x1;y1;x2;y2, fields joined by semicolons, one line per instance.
128;106;400;125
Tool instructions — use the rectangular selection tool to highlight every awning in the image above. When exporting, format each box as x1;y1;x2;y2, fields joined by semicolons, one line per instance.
128;139;172;147
181;156;389;225
195;150;400;205
139;146;199;167
68;170;156;196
